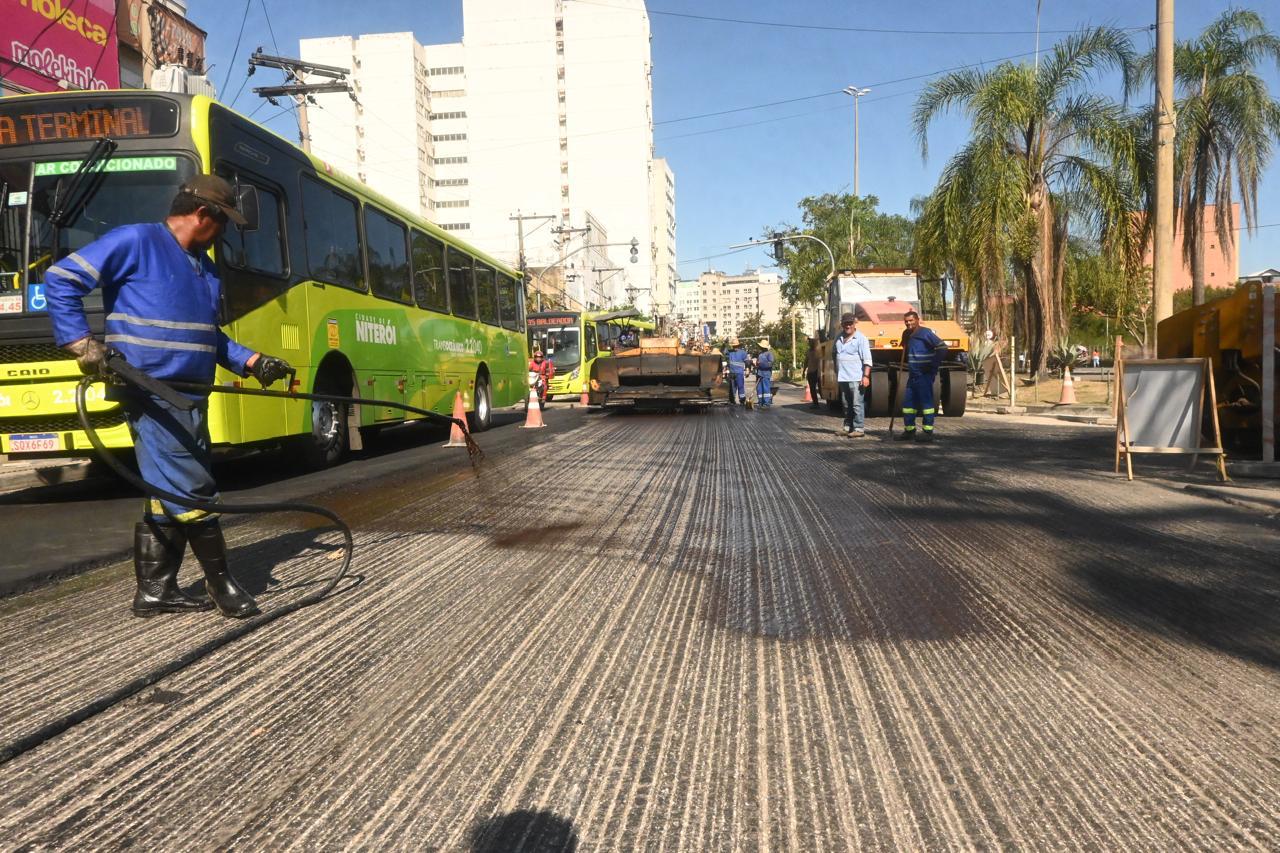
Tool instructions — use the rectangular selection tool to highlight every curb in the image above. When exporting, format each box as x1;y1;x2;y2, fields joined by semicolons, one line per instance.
1183;484;1280;515
0;459;103;497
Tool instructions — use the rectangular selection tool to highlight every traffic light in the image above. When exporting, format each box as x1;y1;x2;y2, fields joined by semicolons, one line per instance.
630;237;639;264
770;232;786;265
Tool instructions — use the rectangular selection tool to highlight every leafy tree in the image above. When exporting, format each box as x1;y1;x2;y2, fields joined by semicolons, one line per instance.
764;193;914;308
913;26;1141;374
1069;239;1154;353
1133;8;1280;305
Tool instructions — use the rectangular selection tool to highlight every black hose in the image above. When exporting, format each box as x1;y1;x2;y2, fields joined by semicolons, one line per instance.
0;365;481;766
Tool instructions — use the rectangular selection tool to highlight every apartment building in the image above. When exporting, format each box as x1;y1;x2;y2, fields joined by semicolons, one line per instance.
676;269;784;340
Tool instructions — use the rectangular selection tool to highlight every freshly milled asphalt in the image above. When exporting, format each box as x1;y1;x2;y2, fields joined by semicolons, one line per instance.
1;386;1277;850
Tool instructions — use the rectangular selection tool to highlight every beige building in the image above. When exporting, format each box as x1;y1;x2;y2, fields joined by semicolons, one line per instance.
675;269;784;340
1141;203;1240;292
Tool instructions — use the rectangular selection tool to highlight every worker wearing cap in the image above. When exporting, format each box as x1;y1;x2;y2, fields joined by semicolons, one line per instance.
833;312;872;436
44;175;293;619
725;337;750;406
755;339;775;407
896;309;948;442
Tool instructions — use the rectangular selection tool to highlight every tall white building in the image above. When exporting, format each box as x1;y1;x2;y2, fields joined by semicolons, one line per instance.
650;158;677;316
675;269;784;340
299;0;670;316
299;33;432;217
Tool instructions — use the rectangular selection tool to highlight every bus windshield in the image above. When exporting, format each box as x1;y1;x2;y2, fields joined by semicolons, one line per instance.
0;155;196;294
536;326;581;371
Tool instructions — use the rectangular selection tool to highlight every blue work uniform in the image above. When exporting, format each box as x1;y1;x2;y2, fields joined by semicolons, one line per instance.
901;325;948;434
44;223;256;523
726;346;750;405
755;350;775;406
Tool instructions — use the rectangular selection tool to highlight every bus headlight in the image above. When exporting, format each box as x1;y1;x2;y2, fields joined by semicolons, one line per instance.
570;368;580;380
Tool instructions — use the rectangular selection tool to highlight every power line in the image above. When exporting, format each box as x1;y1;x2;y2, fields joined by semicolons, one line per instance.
566;0;1150;37
220;0;254;96
654;48;1046;128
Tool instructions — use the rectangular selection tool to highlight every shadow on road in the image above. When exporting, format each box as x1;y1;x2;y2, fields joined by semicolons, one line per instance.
809;415;1280;671
469;809;578;852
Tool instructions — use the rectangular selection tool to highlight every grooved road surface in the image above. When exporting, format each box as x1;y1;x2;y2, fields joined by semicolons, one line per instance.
2;388;1278;850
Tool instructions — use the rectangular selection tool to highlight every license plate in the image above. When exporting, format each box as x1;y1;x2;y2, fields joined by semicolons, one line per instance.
0;294;21;314
8;433;62;453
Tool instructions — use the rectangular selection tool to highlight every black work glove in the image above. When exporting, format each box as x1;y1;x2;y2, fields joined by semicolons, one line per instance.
250;354;292;387
64;336;108;377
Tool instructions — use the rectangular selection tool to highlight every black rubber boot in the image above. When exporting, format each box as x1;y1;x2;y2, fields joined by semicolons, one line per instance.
132;521;212;616
894;429;917;441
187;520;260;619
919;430;935;443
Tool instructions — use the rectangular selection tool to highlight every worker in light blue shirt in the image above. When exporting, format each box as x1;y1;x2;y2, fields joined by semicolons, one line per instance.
44;175;293;620
832;312;873;436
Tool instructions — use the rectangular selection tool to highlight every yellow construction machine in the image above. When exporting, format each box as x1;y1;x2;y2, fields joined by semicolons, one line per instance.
814;269;971;417
1157;282;1279;452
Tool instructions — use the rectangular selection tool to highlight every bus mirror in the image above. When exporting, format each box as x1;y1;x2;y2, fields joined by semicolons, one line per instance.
236;184;260;232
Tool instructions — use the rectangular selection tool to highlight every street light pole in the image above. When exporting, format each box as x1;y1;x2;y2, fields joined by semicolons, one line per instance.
842;86;871;259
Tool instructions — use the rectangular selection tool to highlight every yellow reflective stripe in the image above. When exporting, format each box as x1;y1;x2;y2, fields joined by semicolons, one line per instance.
148;498;218;523
922;425;935;431
901;407;917;414
922;408;936;414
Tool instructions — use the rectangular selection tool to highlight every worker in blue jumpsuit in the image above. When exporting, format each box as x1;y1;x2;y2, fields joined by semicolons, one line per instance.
754;338;775;407
725;337;750;406
896;309;948;442
45;175;293;619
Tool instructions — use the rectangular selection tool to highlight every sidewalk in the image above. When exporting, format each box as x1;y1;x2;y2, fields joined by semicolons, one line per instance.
966;397;1116;426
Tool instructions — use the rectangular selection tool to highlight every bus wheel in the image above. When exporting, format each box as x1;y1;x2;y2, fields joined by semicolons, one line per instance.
302;378;350;469
468;373;493;432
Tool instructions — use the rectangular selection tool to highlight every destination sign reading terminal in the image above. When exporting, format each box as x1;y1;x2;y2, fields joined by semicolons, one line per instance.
0;98;179;147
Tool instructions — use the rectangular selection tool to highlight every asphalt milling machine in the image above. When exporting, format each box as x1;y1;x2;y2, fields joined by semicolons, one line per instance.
588;337;728;410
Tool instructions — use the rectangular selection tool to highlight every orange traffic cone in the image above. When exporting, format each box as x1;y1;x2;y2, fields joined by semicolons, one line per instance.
520;387;546;428
1058;365;1078;405
580;389;590;407
802;383;813;403
442;390;469;447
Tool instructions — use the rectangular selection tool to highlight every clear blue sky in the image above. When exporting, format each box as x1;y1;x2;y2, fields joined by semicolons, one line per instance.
194;0;1280;279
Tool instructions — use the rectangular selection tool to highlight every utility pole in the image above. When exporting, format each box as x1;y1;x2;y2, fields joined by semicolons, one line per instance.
248;49;354;153
1153;0;1176;342
510;211;555;312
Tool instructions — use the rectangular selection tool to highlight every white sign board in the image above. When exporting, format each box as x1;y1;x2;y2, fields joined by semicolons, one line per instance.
1121;361;1205;450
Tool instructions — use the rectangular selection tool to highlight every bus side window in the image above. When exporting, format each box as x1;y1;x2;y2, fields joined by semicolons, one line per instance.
475;263;499;326
364;206;411;304
586;323;597;360
214;171;289;322
411;229;448;313
301;176;363;291
447;246;476;319
497;273;520;331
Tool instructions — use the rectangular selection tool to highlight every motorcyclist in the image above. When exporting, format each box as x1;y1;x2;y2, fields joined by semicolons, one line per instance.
528;349;555;408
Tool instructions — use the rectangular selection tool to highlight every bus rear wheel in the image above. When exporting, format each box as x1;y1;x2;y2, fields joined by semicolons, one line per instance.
468;373;493;432
301;374;350;469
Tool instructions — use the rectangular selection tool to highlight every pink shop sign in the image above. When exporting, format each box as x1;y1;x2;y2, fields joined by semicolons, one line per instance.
1;0;120;93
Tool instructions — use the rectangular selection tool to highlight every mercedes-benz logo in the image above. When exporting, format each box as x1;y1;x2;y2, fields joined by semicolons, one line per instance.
22;391;38;410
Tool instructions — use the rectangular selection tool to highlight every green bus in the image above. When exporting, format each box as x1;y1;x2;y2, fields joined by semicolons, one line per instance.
526;309;654;399
0;91;527;467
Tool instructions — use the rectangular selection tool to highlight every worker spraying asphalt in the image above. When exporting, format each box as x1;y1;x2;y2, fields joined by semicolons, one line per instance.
1;177;482;767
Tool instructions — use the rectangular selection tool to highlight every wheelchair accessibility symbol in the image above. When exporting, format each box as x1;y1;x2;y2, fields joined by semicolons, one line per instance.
26;284;47;312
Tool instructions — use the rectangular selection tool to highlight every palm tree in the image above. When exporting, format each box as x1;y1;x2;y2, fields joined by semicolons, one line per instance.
1135;8;1280;305
913;27;1141;373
